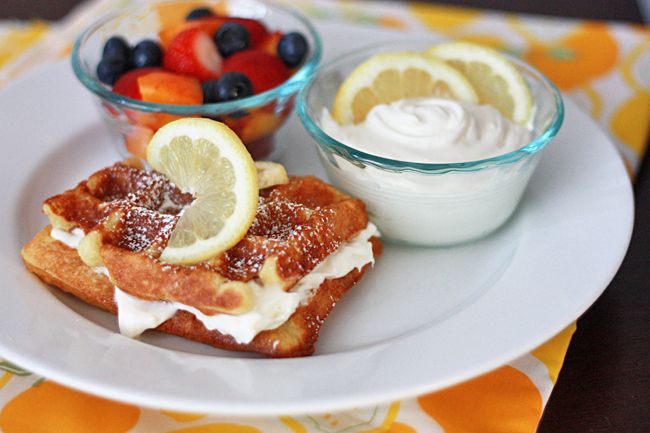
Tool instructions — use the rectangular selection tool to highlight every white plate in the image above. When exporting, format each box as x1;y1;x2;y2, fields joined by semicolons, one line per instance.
0;54;633;414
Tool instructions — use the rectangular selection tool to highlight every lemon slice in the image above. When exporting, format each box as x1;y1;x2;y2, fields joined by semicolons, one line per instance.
255;161;289;189
147;118;258;265
332;51;478;124
427;42;532;124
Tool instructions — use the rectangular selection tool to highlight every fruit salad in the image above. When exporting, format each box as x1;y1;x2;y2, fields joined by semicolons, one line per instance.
84;2;315;160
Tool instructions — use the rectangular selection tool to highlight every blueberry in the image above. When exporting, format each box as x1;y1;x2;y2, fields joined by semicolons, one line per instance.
217;72;254;101
214;22;250;57
131;39;162;68
186;7;214;21
97;57;127;85
102;36;131;62
202;80;221;103
202;72;253;103
277;32;308;68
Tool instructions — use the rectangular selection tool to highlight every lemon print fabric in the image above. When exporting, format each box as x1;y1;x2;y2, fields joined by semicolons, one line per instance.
522;23;618;91
417;366;543;433
409;3;480;31
612;40;650;159
0;372;11;390
531;324;577;384
0;381;140;433
165;424;263;433
0;22;48;69
161;410;207;423
611;93;650;158
279;402;401;433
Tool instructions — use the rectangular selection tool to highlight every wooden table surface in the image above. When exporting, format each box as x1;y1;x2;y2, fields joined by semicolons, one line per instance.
2;1;649;432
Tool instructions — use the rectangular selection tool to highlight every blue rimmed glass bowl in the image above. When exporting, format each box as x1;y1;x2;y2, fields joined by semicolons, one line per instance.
72;0;321;160
298;41;563;246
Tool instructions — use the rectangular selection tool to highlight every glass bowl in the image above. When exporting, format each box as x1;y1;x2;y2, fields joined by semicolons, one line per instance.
72;0;321;160
298;40;564;246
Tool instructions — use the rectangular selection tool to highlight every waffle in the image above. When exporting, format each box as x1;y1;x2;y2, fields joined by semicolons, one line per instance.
22;161;381;357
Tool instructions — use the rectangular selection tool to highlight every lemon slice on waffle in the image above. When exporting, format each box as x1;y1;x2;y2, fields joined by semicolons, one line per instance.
427;41;532;124
147;118;258;265
255;161;288;189
332;51;478;124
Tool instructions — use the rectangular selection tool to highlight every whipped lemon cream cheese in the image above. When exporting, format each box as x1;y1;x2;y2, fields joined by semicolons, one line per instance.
51;224;378;344
318;97;538;246
322;97;531;163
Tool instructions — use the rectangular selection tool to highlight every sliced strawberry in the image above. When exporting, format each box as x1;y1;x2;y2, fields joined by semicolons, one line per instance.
163;27;222;81
226;17;269;47
137;71;203;105
223;49;289;93
113;67;163;99
260;31;283;56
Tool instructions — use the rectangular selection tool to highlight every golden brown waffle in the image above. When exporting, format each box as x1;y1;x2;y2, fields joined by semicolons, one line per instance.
22;162;380;357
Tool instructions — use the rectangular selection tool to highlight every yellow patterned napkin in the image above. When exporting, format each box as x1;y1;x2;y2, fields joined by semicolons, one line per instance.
1;1;648;432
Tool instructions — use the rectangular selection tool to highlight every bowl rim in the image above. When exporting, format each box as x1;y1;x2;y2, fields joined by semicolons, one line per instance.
71;0;322;115
297;40;564;174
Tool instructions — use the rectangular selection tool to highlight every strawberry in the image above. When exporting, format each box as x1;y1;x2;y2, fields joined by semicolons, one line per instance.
223;49;289;93
226;17;269;47
260;31;283;56
113;67;163;99
163;27;222;81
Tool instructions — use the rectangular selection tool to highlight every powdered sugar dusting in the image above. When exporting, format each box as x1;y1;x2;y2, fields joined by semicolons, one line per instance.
217;179;358;284
119;206;178;252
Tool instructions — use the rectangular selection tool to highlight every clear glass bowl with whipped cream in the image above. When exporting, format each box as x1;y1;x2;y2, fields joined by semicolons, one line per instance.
297;41;564;246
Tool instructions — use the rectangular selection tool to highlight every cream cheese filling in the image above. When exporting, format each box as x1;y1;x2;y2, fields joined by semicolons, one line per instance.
51;224;378;344
51;228;85;249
